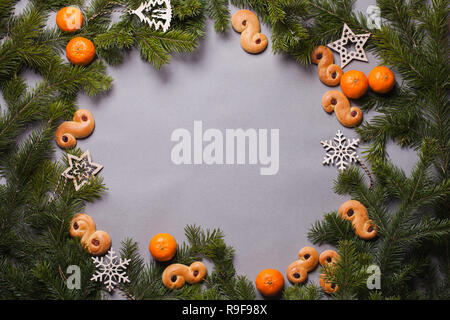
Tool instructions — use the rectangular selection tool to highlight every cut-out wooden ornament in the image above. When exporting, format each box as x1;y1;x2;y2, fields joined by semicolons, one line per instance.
327;24;371;69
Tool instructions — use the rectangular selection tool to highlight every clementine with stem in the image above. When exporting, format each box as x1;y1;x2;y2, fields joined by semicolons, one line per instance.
255;269;284;297
66;37;96;66
149;233;177;262
340;70;369;99
368;66;395;94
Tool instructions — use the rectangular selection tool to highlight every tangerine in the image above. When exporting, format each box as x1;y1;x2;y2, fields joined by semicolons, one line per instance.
66;37;96;66
56;7;83;32
368;66;395;94
340;70;369;99
149;233;177;262
255;269;284;297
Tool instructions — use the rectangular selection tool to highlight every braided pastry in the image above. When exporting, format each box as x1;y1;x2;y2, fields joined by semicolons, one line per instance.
231;10;268;54
69;213;111;256
311;46;343;86
338;200;377;240
321;90;363;127
286;246;319;284
162;262;207;289
319;250;339;294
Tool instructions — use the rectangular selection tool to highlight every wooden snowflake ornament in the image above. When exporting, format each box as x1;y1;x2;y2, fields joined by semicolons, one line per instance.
321;130;360;171
327;24;371;69
130;0;172;32
91;248;130;292
62;150;103;191
321;130;374;188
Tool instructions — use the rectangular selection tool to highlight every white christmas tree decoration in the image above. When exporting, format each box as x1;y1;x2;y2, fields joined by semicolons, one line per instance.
91;248;131;292
321;130;360;171
130;0;172;32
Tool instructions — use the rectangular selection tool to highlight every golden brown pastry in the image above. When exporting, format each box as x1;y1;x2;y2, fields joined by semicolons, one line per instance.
69;213;111;256
319;250;339;294
56;109;95;149
162;262;207;289
286;246;319;284
311;46;343;86
231;10;268;54
338;200;377;240
321;90;363;127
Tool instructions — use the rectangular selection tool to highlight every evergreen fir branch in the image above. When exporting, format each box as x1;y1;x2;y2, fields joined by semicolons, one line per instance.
33;261;72;299
388;255;430;296
84;0;124;26
282;283;322;300
173;15;206;38
134;26;198;69
0;258;31;299
35;27;68;53
321;240;371;300
1;125;55;189
376;1;423;47
367;1;448;175
96;46;126;66
0;0;19;38
1;76;27;111
418;260;450;299
205;0;230;33
396;218;450;246
231;275;256;300
41;60;113;97
170;0;206;37
356;94;424;162
0;2;59;78
94;24;135;50
172;0;203;21
0;41;22;83
31;0;85;12
307;212;356;246
0;62;111;154
8;2;48;40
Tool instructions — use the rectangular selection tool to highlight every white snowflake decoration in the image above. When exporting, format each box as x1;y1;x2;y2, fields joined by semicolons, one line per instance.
130;0;172;32
321;130;360;171
91;248;130;292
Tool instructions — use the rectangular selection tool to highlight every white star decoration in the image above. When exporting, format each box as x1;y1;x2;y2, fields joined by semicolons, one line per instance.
62;150;103;191
327;24;371;69
91;248;130;292
130;0;172;32
321;130;360;171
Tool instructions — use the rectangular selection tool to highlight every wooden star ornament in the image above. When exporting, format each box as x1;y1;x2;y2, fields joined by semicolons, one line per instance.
62;150;103;191
327;24;371;69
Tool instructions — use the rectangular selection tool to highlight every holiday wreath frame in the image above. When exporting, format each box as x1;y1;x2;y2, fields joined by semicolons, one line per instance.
0;0;448;300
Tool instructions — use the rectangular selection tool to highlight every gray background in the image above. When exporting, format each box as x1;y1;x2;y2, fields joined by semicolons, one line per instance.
10;0;418;299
